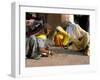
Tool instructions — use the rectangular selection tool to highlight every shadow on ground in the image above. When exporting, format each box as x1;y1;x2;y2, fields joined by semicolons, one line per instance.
26;47;89;67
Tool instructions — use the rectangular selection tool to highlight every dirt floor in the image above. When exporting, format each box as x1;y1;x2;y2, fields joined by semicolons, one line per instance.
25;47;89;67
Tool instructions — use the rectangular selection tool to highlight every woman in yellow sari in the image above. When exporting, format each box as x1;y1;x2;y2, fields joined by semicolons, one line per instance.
53;26;69;47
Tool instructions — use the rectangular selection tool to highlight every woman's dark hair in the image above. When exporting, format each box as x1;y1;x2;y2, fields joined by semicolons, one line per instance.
26;20;44;36
31;20;43;33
